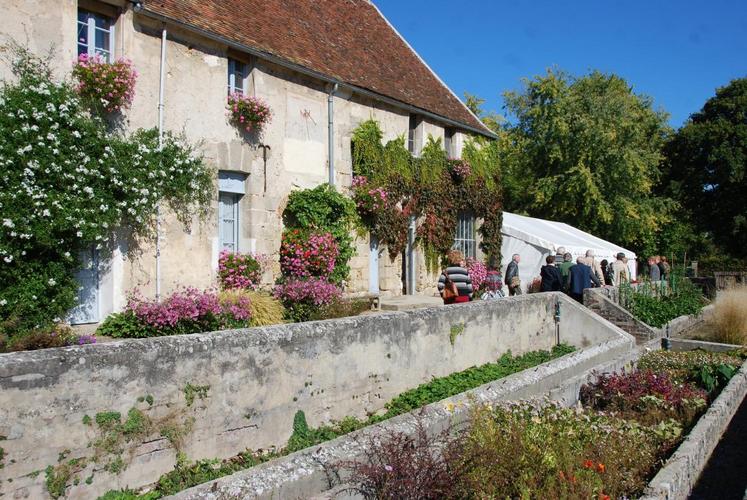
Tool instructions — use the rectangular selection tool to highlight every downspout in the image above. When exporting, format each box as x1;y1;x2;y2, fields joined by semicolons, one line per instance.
156;26;167;301
327;83;338;186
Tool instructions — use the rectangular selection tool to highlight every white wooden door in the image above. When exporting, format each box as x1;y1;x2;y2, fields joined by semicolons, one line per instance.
69;247;99;324
369;236;379;294
219;192;240;251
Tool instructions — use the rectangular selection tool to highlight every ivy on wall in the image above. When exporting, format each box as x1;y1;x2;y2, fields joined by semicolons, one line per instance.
350;120;503;269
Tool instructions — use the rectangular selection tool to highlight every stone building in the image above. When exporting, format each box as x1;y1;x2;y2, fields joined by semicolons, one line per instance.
1;0;495;325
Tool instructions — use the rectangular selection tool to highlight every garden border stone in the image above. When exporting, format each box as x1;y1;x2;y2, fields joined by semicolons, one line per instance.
640;353;747;500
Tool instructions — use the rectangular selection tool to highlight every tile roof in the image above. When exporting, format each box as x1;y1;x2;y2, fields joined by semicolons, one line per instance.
142;0;494;136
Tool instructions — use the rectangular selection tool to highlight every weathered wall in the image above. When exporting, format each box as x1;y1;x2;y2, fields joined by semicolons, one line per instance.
0;294;617;498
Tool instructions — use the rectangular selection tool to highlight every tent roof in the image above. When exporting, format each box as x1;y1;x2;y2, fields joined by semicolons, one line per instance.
501;212;637;259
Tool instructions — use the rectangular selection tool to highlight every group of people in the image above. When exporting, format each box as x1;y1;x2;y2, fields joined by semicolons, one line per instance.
539;248;632;302
437;246;650;304
647;255;671;282
437;247;637;305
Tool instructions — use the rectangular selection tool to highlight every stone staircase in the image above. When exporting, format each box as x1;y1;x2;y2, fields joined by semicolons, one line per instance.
583;288;659;343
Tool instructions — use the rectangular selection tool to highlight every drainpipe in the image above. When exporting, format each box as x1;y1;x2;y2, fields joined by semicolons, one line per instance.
155;26;167;301
327;83;338;186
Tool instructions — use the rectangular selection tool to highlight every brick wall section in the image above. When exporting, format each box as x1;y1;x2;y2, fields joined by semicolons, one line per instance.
584;288;659;343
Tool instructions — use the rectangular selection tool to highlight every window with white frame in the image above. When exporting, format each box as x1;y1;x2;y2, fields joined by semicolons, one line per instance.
77;8;115;61
408;114;421;154
227;58;249;95
444;128;456;157
453;211;476;259
218;171;247;251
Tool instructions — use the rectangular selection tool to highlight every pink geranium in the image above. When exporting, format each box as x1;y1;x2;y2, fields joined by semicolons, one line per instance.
72;54;138;113
227;93;272;133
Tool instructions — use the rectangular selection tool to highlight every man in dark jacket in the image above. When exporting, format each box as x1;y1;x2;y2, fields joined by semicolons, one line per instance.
568;257;601;302
540;255;563;292
505;254;521;296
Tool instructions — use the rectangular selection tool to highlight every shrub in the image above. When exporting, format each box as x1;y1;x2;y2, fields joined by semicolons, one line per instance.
710;286;747;345
273;278;342;322
336;419;466;500
456;404;663;500
227;93;272;133
282;184;358;284
0;324;95;352
579;370;707;426
218;250;266;290
622;276;705;327
279;230;338;280
638;349;744;387
0;47;213;343
217;289;253;328
95;311;152;339
243;291;285;326
96;288;253;338
72;54;137;113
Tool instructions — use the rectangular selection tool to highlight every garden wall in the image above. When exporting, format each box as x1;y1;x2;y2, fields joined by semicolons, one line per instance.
0;293;625;498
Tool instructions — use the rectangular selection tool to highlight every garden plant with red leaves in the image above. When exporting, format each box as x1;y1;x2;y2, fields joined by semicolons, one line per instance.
580;369;708;425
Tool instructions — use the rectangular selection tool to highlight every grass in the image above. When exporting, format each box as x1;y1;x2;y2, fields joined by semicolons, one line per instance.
710;286;747;345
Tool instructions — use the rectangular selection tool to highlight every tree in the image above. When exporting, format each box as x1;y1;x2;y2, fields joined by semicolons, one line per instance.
662;78;747;258
502;69;676;254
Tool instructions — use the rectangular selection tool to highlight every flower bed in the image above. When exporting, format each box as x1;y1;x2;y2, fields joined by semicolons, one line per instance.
95;287;268;338
217;250;266;290
334;349;745;499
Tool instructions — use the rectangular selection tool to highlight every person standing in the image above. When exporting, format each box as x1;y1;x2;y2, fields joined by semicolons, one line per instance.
660;256;671;282
568;257;601;302
582;249;606;286
558;252;574;291
648;256;661;282
611;252;630;286
505;253;522;296
554;246;566;267
540;255;563;292
600;259;613;286
438;250;473;304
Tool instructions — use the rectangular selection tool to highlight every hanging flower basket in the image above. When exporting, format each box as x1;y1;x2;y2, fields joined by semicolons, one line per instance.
72;54;138;113
227;93;272;133
448;159;472;180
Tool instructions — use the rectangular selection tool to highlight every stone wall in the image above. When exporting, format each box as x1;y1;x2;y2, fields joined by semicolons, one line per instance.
0;294;624;498
584;287;659;342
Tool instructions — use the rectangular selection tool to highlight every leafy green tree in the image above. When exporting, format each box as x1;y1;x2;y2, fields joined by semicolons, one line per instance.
502;69;675;254
662;78;747;258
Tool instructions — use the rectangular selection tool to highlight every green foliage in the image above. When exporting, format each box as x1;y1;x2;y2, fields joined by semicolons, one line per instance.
0;47;213;342
183;383;210;407
350;119;503;263
383;344;575;418
95;312;151;339
621;277;705;327
283;184;358;284
95;412;122;429
82;415;92;426
449;323;465;345
662;78;747;258
501;69;676;255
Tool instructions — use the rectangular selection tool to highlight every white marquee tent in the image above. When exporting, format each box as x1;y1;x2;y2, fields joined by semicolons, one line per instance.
500;212;637;291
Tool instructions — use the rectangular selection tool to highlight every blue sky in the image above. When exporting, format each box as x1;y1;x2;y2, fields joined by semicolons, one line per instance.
374;0;747;127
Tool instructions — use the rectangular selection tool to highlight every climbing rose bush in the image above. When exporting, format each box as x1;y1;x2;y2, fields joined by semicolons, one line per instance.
218;250;267;290
72;53;138;113
280;229;339;279
0;49;213;342
227;93;272;133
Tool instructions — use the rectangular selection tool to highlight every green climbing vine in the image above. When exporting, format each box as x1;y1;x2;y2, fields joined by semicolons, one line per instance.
350;120;502;268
